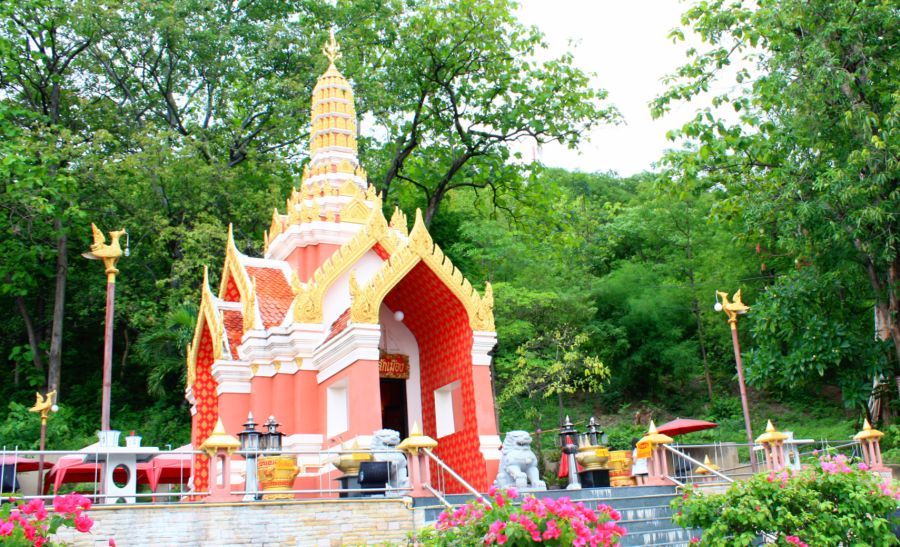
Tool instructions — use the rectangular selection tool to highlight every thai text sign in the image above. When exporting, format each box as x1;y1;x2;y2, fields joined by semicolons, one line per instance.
379;353;410;379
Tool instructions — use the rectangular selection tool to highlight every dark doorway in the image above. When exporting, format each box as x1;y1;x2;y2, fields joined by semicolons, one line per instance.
379;378;408;439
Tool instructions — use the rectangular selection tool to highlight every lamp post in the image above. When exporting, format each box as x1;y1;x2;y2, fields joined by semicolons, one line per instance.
558;416;581;490
28;390;57;494
238;412;262;501
82;224;128;432
262;416;283;454
715;289;757;472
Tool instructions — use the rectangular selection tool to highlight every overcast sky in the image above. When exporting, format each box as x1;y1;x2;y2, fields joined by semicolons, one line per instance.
515;1;705;176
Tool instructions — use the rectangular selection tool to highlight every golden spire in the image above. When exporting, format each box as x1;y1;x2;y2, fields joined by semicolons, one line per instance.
323;28;342;66
305;28;364;192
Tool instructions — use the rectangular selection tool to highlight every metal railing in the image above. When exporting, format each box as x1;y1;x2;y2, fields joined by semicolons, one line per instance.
0;446;417;505
422;448;491;509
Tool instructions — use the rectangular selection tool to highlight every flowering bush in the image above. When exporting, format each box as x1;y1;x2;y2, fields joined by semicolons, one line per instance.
415;486;626;546
0;494;95;546
672;454;900;546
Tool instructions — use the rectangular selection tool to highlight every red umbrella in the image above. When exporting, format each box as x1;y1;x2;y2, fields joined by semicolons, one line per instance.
655;418;718;437
0;456;42;473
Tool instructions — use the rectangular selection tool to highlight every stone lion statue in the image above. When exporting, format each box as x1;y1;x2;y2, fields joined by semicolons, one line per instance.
371;429;410;490
494;430;546;491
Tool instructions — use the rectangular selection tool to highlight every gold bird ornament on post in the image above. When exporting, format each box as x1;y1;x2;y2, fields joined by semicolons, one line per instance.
715;289;750;328
83;224;128;282
29;390;57;422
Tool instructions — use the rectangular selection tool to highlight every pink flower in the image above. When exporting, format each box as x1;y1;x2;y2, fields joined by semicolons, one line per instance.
0;521;14;536
53;495;77;515
785;536;809;547
22;522;36;540
109;540;117;547
858;463;870;471
20;498;44;515
488;520;507;535
33;538;47;547
690;538;700;544
74;514;93;533
505;486;519;499
543;519;561;540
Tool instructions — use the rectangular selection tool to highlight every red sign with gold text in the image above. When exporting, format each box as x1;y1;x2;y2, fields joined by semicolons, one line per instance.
379;353;410;379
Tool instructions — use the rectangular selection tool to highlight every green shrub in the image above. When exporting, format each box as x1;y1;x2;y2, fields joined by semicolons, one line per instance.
672;454;900;546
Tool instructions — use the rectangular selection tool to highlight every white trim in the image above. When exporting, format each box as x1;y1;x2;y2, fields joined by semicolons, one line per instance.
472;331;497;366
211;360;252;394
266;221;365;261
480;435;502;461
239;322;326;365
185;386;197;416
313;323;381;383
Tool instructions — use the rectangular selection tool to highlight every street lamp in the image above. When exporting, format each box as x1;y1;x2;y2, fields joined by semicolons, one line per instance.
262;416;283;453
557;416;581;490
715;289;758;472
28;390;58;494
238;412;262;501
82;223;128;432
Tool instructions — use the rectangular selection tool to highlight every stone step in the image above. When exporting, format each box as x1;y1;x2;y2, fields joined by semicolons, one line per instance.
619;527;701;547
619;503;674;522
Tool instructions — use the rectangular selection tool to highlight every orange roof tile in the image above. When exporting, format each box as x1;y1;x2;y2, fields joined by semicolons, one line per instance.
323;308;352;344
246;266;294;329
222;310;243;359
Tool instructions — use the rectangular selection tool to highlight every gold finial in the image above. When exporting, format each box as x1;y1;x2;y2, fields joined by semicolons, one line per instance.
716;289;749;329
323;28;342;65
29;390;57;424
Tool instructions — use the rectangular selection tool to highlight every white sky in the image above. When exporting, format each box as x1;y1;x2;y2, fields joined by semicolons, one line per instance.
515;1;709;176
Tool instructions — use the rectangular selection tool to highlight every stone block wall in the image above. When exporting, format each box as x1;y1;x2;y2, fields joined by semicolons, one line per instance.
54;499;420;546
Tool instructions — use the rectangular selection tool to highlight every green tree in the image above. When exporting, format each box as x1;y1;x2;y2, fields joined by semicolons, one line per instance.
654;0;900;395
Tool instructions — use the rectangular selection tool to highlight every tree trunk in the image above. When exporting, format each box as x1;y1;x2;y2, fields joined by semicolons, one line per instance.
14;294;44;372
47;219;67;395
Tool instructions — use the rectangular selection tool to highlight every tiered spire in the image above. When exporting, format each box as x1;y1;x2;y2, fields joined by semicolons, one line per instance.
304;29;366;191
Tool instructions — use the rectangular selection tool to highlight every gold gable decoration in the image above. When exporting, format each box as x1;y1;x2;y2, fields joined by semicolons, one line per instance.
219;224;252;302
187;266;226;387
290;206;398;324
349;209;496;331
242;277;262;333
390;207;409;236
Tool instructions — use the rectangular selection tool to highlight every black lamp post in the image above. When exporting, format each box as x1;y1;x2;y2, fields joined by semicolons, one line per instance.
586;416;609;446
262;415;284;453
558;416;581;490
238;412;262;501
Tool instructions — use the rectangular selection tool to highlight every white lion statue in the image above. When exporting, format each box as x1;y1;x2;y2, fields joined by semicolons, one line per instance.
494;431;546;491
371;429;410;491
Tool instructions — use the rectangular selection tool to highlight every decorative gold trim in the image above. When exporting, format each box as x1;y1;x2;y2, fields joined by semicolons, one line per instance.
290;206;395;324
349;209;495;331
219;224;251;302
389;207;408;236
268;209;284;246
349;246;420;323
187;266;226;387
341;196;370;224
243;277;262;333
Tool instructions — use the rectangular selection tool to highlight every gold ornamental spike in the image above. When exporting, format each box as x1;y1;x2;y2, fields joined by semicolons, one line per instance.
323;28;342;65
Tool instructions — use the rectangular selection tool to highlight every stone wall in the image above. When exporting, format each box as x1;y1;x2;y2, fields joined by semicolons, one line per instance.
55;498;424;547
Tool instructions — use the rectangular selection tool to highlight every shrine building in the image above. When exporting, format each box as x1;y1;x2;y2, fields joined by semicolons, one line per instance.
184;37;501;495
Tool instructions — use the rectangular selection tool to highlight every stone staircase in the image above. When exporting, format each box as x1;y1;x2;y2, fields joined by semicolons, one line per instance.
414;485;700;546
